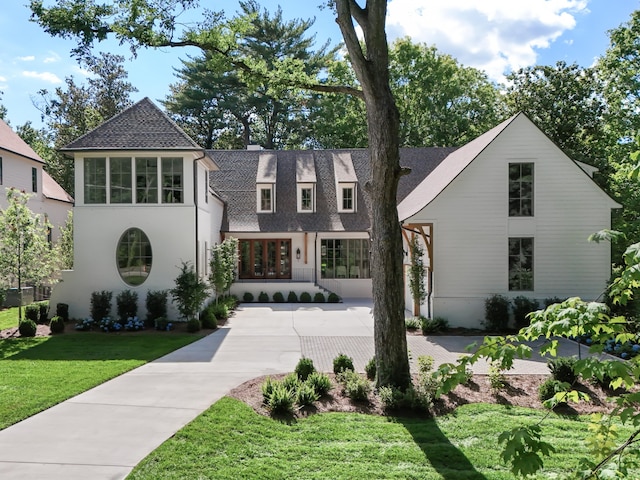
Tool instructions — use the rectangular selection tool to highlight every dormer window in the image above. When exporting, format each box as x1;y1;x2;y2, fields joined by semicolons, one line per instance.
298;184;315;212
296;153;317;213
256;153;277;213
333;153;358;213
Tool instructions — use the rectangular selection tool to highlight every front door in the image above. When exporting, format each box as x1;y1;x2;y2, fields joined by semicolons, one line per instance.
239;239;291;279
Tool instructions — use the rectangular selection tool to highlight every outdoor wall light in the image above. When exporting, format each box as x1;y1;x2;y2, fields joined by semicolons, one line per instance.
296;248;301;260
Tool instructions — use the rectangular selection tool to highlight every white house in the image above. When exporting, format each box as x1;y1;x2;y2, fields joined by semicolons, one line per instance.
49;99;619;326
0;119;73;243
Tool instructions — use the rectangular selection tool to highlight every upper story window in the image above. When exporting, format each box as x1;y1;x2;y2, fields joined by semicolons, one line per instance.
110;157;132;204
333;153;358;213
161;157;183;204
297;183;315;212
338;183;357;213
509;163;534;216
84;157;107;204
136;157;158;204
258;185;274;212
32;167;37;192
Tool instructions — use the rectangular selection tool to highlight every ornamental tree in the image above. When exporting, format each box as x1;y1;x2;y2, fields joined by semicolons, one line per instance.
171;261;209;321
209;237;239;300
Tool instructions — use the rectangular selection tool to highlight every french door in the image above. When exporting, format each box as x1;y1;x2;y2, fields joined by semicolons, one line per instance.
239;239;291;279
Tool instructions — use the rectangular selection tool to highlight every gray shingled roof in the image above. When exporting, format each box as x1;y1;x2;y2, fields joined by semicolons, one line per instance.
0;119;44;163
61;97;202;151
209;147;455;233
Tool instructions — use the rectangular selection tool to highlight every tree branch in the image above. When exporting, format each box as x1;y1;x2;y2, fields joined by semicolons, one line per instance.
589;428;640;477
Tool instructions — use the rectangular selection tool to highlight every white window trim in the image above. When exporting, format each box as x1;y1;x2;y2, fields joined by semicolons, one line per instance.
297;183;316;213
257;183;275;213
337;182;357;213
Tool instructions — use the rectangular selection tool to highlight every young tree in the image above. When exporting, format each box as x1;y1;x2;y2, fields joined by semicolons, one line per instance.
30;0;411;389
57;210;73;269
0;188;56;320
408;236;426;316
171;261;209;321
209;237;239;300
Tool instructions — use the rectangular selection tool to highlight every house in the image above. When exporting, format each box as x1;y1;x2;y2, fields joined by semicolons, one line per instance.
0;119;73;244
49;99;619;326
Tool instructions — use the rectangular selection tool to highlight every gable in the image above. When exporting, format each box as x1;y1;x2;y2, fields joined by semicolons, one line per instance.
0;119;44;163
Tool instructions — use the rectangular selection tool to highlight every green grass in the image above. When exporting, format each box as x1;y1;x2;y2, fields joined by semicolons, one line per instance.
0;333;199;430
0;307;20;330
129;398;638;480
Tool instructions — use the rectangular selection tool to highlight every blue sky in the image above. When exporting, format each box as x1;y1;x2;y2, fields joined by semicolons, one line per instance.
0;1;638;129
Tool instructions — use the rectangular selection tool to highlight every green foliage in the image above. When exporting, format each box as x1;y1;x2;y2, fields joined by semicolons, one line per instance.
333;353;354;375
306;372;332;397
420;316;449;334
295;382;319;407
171;261;209;321
272;291;285;303
208;302;229;321
488;361;506;391
154;317;171;331
337;370;371;401
18;319;37;337
25;304;39;323
498;425;557;477
511;296;539;329
287;291;297;303
243;292;254;302
56;302;69;322
199;307;217;330
258;291;269;302
484;294;510;331
378;385;430;412
90;290;112;321
265;382;295;415
37;301;48;324
547;356;578;383
294;357;315;381
327;292;340;303
0;289;5;308
404;316;420;330
299;292;312;303
49;315;65;334
364;357;376;381
313;292;325;303
145;290;168;327
538;378;569;404
408;236;427;307
208;237;238;299
281;373;300;392
261;376;275;404
186;318;201;333
57;210;74;269
116;290;138;323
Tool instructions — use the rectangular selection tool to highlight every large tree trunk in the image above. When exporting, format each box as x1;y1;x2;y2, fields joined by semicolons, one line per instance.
335;0;411;389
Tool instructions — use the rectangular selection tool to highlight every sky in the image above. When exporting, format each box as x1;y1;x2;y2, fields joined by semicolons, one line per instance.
0;0;638;130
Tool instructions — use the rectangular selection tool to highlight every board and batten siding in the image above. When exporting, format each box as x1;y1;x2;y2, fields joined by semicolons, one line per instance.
405;114;619;328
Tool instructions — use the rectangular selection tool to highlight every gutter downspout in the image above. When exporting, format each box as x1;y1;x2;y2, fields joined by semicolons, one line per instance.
314;232;318;285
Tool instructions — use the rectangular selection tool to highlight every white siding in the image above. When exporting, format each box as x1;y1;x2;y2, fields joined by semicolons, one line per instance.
405;115;618;327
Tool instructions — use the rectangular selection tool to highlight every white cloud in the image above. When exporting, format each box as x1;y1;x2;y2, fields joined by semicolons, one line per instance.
386;0;588;80
17;55;35;62
0;75;6;82
22;71;62;84
43;52;61;64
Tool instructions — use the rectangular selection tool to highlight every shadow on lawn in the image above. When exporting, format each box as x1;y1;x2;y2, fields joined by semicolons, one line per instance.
0;329;227;362
397;415;488;479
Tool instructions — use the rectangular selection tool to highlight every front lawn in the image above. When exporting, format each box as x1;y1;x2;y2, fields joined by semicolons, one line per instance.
128;397;637;479
0;306;20;330
0;333;200;429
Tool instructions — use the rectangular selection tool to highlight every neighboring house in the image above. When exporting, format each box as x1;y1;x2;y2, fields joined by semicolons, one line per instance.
0;119;73;244
50;99;619;326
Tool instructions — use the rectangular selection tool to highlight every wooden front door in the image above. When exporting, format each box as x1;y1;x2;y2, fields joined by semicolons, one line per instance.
239;239;291;279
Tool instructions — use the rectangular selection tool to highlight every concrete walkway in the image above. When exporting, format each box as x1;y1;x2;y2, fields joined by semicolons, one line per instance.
0;300;589;480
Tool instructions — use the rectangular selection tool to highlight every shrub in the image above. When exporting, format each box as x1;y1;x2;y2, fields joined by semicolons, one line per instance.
19;319;37;337
154;317;173;331
299;292;312;303
282;373;300;392
295;357;316;381
56;303;69;322
273;291;285;303
261;376;276;404
124;316;144;331
484;294;510;331
405;316;421;330
287;291;298;303
200;308;217;329
296;382;319;407
544;297;564;308
37;302;49;324
171;261;208;321
220;295;239;310
488;361;506;391
91;290;113;323
313;292;325;303
378;385;431;412
243;292;254;302
99;317;121;332
548;356;578;384
417;355;434;374
258;291;269;302
333;353;354;374
512;296;539;329
538;378;569;405
75;317;95;331
420;316;449;335
25;304;39;323
146;290;168;327
337;370;370;401
49;316;65;334
306;372;332;396
266;382;295;415
365;357;376;381
186;318;201;333
328;292;340;303
209;303;229;321
116;290;138;323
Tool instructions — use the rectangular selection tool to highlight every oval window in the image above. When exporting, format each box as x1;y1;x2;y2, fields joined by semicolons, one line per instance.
116;228;152;286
